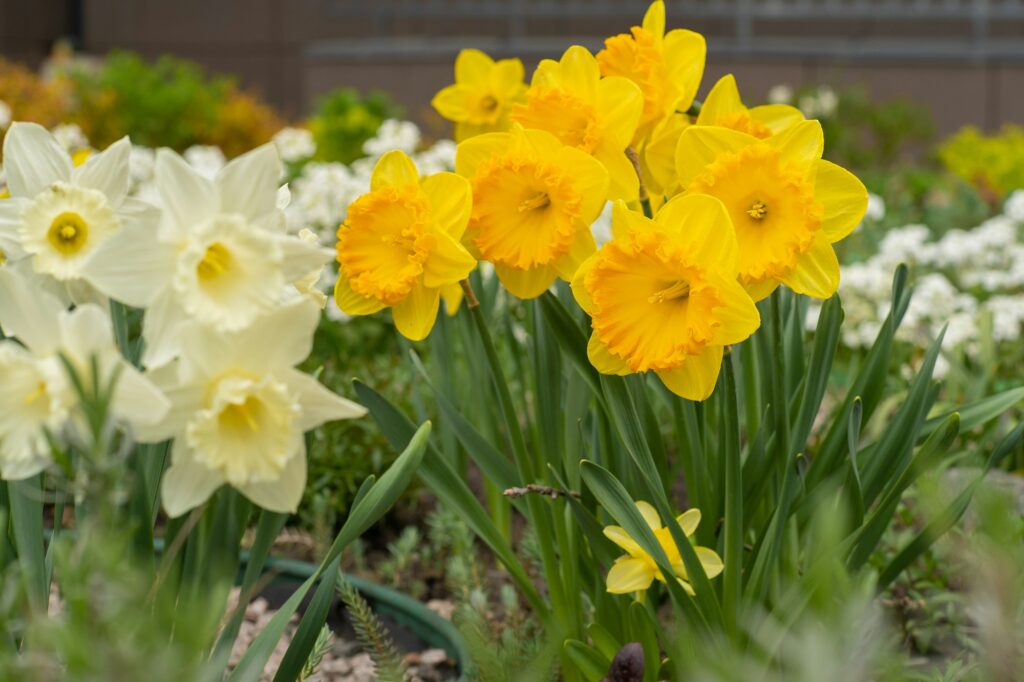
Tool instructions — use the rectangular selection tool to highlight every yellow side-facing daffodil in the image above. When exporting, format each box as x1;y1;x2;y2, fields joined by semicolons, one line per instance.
675;120;868;301
431;48;528;142
456;126;609;299
641;111;690;197
512;46;643;201
571;196;760;400
697;74;804;138
603;501;723;596
596;0;706;140
335;150;476;341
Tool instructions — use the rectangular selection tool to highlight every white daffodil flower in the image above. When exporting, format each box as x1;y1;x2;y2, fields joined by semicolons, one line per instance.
0;269;170;479
80;142;333;368
0;122;159;303
136;299;366;517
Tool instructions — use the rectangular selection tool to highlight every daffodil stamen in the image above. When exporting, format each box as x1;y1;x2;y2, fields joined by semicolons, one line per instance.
196;242;232;281
22;381;48;406
46;211;89;255
648;279;690;303
518;192;551;212
747;200;768;221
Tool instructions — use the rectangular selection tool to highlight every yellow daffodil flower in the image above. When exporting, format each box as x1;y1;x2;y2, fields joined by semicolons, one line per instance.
596;0;706;140
431;48;528;142
572;196;759;400
511;46;643;201
335;150;476;340
675;120;868;301
641;112;690;197
456;126;609;299
697;75;804;139
603;501;723;595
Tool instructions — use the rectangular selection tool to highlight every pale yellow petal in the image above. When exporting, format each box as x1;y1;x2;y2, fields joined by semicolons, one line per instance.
611;198;652;242
558;45;600;105
553;226;597;280
596;145;640;201
696;546;724;579
815;159;868;243
643;113;688;194
455;132;510;177
392;284;441;341
423;231;477;288
782;235;840;299
422;171;473;238
570;253;600;315
675;126;755;189
642;0;666;38
489;58;526;99
635;500;662;529
656;344;724;401
603;525;644;557
370;150;419;191
654;194;737;272
707;274;761;346
596;77;643;152
750;104;805;134
767;119;824;170
663;29;706;112
455;48;495;84
676;508;702;536
606;557;656;594
431;84;472;122
557;145;610;223
440;282;464;316
744;277;781;303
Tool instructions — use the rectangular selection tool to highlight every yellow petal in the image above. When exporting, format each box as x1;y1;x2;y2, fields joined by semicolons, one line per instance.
750;104;805;135
642;0;666;38
815;159;868;243
696;546;724;580
455;131;510;178
530;58;560;88
558;45;600;104
489;58;526;99
370;150;419;191
596;145;640;202
392;284;441;341
611;199;651;242
782;235;840;299
555;145;610;223
423;231;477;288
643;113;688;195
440;282;464;316
455;48;495;84
554;226;597;280
422;172;473;238
676;508;701;536
587;333;632;375
696;75;744;126
635;500;662;529
596;77;643;153
570;253;600;315
656;344;724;401
334;269;386;315
707;274;761;345
767;119;824;170
431;84;471;122
662;29;707;112
494;262;558;299
603;525;644;557
674;126;755;189
606;557;656;594
677;578;696;595
744;277;781;303
654;194;737;272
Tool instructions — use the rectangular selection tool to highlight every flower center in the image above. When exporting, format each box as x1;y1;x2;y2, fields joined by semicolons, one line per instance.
688;144;822;284
587;231;722;372
511;88;604;152
196;242;232;281
480;95;498;112
219;395;263;433
337;185;434;305
470;154;583;269
47;212;89;255
23;380;48;406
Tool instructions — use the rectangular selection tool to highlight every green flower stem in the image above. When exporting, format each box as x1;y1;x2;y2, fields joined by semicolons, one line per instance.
458;279;574;637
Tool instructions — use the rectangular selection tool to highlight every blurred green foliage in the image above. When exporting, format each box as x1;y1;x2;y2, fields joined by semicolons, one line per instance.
309;88;403;163
938;125;1024;200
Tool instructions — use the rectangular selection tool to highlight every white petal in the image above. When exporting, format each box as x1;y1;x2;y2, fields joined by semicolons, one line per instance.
161;440;224;517
111;362;171;429
216;143;281;221
0;198;27;257
142;289;185;369
2;122;72;197
236;443;306;513
118;197;161;231
81;224;175;307
58;304;114;360
0;268;62;355
280;236;333;281
155;148;216;232
235;299;321;373
134;376;203;443
281;368;366;430
73;136;131;205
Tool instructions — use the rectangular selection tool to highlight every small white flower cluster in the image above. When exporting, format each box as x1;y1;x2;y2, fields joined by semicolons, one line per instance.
272;126;316;164
766;84;838;118
809;190;1024;376
0;122;365;515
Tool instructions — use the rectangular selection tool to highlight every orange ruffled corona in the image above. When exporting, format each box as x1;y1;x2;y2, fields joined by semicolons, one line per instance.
596;0;706;140
512;46;643;201
675;120;869;301
335;150;476;341
456;126;609;299
572;195;760;401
